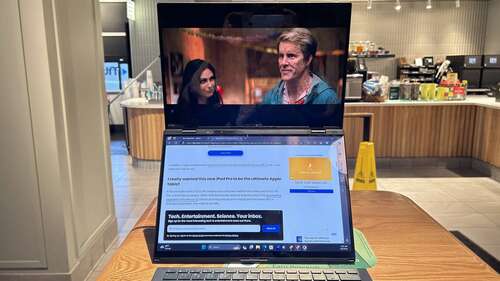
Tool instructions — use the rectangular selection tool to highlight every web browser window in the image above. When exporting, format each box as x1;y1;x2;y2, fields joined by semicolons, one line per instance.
156;135;352;254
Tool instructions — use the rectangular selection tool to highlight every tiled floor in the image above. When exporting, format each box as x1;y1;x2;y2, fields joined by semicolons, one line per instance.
85;139;500;280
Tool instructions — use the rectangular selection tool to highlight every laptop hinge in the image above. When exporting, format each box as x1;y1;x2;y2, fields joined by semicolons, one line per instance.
181;129;197;134
240;258;268;264
311;129;327;134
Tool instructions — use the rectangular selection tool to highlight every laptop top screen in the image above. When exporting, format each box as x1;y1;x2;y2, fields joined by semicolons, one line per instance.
157;3;351;128
153;134;355;263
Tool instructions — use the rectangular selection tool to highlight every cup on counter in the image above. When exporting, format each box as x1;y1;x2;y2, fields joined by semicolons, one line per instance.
400;81;412;100
389;81;400;100
435;87;449;101
410;82;420;100
419;83;437;100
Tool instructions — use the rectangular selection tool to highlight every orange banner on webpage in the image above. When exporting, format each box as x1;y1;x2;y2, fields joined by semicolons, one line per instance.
289;157;332;180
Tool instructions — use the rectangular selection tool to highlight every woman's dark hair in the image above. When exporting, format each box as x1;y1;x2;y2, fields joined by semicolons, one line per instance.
177;59;222;106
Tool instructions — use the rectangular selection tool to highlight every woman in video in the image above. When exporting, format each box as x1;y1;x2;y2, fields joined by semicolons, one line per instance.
177;59;223;105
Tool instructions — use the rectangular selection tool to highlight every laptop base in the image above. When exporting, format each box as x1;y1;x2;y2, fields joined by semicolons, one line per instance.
151;267;372;281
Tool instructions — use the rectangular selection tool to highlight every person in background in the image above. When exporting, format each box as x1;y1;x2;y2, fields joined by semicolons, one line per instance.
178;59;223;106
262;28;339;104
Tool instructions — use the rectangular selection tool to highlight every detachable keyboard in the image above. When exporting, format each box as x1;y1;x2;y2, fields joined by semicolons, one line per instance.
152;268;371;281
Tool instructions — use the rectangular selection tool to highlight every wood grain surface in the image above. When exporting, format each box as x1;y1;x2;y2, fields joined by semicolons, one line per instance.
472;106;500;167
344;105;477;158
127;108;165;160
97;192;499;281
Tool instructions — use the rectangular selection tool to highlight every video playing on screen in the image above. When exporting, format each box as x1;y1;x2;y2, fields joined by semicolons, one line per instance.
157;3;351;128
161;27;347;106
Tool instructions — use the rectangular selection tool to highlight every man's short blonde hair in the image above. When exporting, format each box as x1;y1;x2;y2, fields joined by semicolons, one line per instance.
277;28;318;60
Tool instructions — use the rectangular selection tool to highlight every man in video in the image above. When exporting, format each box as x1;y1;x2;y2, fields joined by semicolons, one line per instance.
263;28;340;104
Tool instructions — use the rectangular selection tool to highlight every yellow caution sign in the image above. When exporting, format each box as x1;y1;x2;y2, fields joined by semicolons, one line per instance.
353;142;377;191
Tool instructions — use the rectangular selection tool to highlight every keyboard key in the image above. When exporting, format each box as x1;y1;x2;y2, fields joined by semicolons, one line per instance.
299;274;312;281
334;270;347;274
260;273;272;280
286;270;297;274
165;269;178;273
286;273;299;280
338;274;361;281
312;274;325;281
233;274;246;280
273;274;285;280
274;270;285;274
179;270;190;273
325;274;339;281
205;273;218;280
219;274;232;280
227;270;237;274
238;270;249;274
311;271;321;275
178;273;191;280
246;274;259;280
346;270;358;275
191;273;203;280
250;270;260;274
203;270;213;273
163;273;178;280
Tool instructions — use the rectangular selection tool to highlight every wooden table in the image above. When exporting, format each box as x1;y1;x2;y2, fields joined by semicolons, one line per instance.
97;191;499;280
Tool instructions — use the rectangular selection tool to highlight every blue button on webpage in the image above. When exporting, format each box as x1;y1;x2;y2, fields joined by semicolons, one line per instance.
289;189;334;194
261;224;281;232
208;150;243;156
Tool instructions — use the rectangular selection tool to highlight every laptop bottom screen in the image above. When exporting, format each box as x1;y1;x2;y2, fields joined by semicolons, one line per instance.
154;135;355;263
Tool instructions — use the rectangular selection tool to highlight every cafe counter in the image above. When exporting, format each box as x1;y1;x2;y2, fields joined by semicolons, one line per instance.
121;98;164;162
344;96;499;168
121;96;500;168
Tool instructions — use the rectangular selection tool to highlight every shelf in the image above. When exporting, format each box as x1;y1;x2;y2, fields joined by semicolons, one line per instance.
398;63;436;81
404;79;434;82
401;72;435;75
349;54;396;58
400;65;436;69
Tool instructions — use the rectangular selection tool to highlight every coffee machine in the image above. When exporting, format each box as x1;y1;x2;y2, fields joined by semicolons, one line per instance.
481;55;500;92
446;55;483;88
345;58;366;101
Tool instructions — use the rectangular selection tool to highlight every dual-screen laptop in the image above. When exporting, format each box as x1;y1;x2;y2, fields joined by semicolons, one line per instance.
152;3;371;281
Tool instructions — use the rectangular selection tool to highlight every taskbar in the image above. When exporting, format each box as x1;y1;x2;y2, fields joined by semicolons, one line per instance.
157;243;350;252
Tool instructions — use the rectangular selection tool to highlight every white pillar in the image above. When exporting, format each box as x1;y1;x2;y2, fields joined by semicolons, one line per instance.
0;0;117;280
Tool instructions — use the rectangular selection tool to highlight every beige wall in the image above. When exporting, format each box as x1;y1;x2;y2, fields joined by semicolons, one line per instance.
351;0;488;60
0;0;117;280
484;0;500;54
132;0;490;89
146;0;490;61
129;0;162;82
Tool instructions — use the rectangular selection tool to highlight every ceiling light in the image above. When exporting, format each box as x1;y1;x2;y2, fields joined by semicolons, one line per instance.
455;0;460;8
127;0;135;21
395;0;402;11
367;0;373;10
426;0;432;9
